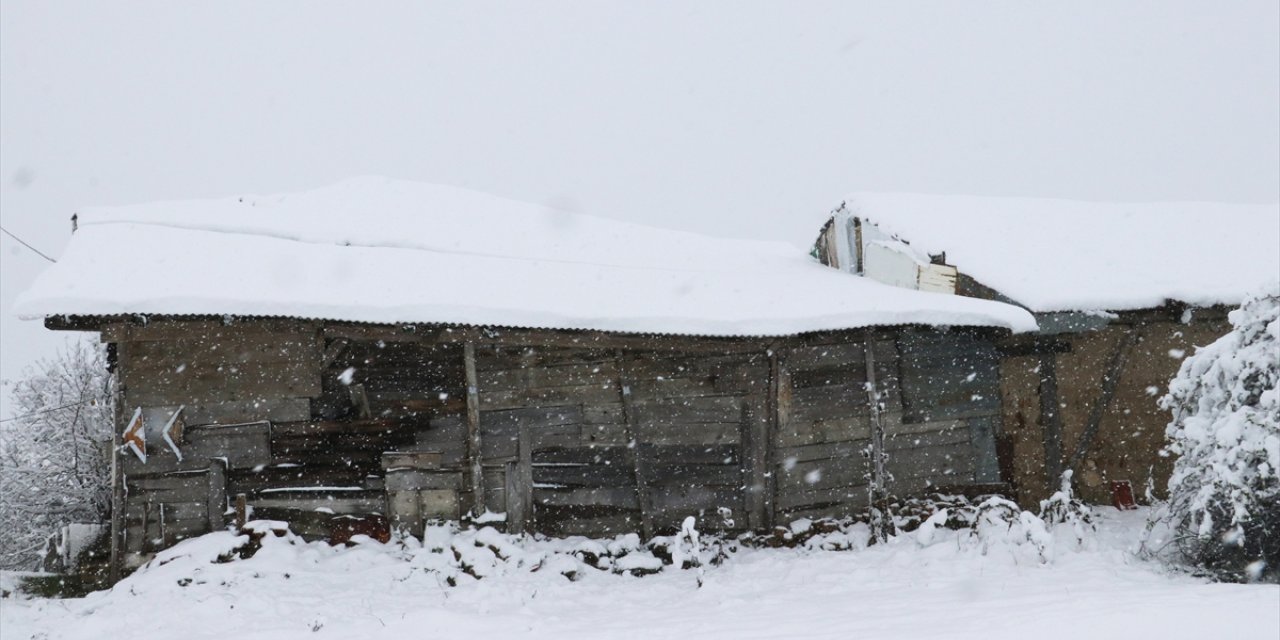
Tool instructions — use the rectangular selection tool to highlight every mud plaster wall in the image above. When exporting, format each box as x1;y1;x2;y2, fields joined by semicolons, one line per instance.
1000;318;1230;507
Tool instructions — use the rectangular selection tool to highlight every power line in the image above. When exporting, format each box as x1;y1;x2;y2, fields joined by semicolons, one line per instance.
0;225;57;263
0;399;94;424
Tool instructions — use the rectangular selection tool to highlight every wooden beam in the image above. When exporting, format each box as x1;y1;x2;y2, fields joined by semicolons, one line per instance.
1038;351;1065;484
504;461;523;533
206;459;227;532
753;348;780;530
234;494;247;528
762;348;783;527
864;336;890;542
517;418;533;532
463;342;485;516
1066;330;1141;472
321;337;351;367
104;317;320;342
322;324;446;343
108;342;127;584
997;337;1072;358
615;351;654;539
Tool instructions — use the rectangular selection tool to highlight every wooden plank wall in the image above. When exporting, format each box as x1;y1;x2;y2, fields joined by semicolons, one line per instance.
893;329;1003;491
622;350;769;534
772;330;1003;522
113;322;325;559
474;345;633;535
1007;317;1230;506
108;319;1007;563
470;345;772;536
772;338;895;521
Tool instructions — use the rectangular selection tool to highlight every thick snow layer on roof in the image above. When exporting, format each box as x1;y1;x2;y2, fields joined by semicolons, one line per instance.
843;193;1280;313
16;177;1035;335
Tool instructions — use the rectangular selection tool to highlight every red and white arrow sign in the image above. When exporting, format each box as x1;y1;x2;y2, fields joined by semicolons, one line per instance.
122;407;146;463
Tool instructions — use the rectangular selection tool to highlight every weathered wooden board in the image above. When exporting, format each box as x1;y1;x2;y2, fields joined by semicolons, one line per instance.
776;457;871;494
533;463;635;487
227;463;369;493
533;503;639;537
884;442;978;483
126;370;320;406
532;446;630;466
775;484;872;514
897;330;1002;425
633;421;742;446
638;444;739;465
533;486;638;508
478;361;618;392
479;383;621;412
645;463;740;486
647;485;743;530
409;416;468;467
248;491;385;515
382;451;444;470
776;415;870;448
138;398;310;427
127;335;319;369
125;471;212;503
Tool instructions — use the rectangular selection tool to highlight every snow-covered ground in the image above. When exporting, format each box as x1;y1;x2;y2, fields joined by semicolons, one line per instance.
2;509;1276;640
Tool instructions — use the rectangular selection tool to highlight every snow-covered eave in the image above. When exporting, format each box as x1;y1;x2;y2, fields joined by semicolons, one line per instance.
831;193;1279;319
31;311;1028;342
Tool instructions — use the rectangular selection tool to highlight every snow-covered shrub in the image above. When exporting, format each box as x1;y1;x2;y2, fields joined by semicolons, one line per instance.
746;517;871;551
0;339;114;570
894;493;1081;562
969;496;1053;563
892;494;982;532
1038;471;1095;549
1160;286;1279;582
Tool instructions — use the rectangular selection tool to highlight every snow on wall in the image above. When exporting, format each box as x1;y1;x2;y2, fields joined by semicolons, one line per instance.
841;193;1280;313
15;177;1036;336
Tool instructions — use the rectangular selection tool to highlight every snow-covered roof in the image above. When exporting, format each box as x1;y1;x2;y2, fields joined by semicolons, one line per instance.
842;193;1280;313
16;178;1035;336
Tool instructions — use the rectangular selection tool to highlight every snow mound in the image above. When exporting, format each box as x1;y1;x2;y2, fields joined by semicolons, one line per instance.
4;510;1277;640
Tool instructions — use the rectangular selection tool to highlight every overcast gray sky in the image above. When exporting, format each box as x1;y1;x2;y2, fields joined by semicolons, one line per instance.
2;1;1278;416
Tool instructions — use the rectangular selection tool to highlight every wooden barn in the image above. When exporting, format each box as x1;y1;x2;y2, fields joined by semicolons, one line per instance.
16;178;1035;578
811;193;1280;507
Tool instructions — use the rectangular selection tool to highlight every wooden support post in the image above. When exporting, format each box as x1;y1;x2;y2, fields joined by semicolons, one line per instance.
141;501;153;553
517;419;533;532
863;336;891;542
770;351;790;529
108;434;122;582
234;494;247;529
1038;351;1065;485
206;458;227;532
463;342;485;516
504;422;534;533
504;461;523;532
615;351;654;539
1067;330;1140;472
108;342;126;584
749;348;779;531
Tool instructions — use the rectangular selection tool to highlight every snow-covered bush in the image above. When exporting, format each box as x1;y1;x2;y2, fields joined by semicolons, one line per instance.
1160;286;1280;582
968;496;1053;563
1038;470;1095;549
0;339;114;570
